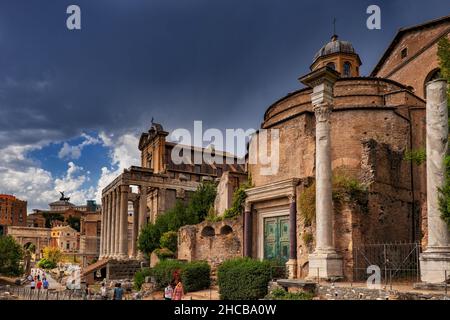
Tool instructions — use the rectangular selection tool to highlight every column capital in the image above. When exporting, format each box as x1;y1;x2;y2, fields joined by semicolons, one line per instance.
119;185;129;193
244;202;252;213
288;193;296;203
313;103;333;123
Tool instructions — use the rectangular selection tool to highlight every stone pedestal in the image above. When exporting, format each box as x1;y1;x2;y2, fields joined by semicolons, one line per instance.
420;79;450;284
286;259;298;279
308;252;343;279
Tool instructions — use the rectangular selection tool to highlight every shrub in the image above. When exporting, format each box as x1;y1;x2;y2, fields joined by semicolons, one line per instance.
153;247;175;260
217;257;272;300
0;235;24;276
266;288;314;300
160;231;178;252
37;258;56;270
134;268;152;290
181;261;211;292
150;260;211;292
150;260;185;289
42;246;62;265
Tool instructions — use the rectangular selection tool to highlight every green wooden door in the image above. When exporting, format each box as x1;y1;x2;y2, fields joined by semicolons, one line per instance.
264;216;290;263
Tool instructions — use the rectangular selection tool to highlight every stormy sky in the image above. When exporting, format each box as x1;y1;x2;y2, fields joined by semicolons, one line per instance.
0;0;449;210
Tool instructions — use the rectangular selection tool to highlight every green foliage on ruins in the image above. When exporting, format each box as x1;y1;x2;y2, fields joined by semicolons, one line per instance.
298;174;368;227
134;267;152;290
0;235;24;276
437;36;450;229
404;148;427;166
223;182;252;219
138;181;217;255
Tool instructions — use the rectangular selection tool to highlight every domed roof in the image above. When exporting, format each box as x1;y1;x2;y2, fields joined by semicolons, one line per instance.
313;35;356;62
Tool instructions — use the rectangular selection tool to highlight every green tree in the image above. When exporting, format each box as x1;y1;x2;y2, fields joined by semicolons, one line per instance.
186;181;217;221
66;216;81;232
138;181;217;255
0;235;24;276
160;231;178;252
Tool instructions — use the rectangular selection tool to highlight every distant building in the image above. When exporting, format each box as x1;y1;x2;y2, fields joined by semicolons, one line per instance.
79;211;101;266
28;193;101;231
50;225;80;253
0;194;27;227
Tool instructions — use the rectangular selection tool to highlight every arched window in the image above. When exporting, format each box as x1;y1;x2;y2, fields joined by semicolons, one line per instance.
326;62;336;70
201;226;215;237
220;225;233;235
424;68;442;98
343;62;352;77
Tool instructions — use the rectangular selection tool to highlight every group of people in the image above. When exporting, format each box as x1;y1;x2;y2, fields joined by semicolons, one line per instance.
28;270;49;290
164;279;184;301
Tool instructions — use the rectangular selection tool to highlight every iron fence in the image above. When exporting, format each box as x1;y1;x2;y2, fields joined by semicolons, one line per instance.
353;242;421;284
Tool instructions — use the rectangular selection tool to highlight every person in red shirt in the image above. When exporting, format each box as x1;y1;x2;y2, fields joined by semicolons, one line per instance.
36;280;43;290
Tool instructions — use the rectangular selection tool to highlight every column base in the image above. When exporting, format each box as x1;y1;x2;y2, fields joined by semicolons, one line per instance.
307;251;343;280
419;247;450;284
286;259;298;279
116;254;128;261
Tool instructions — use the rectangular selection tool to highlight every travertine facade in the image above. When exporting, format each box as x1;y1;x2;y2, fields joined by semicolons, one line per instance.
99;123;244;261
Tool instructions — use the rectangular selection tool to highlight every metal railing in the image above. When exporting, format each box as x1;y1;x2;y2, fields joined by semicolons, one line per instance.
353;242;421;284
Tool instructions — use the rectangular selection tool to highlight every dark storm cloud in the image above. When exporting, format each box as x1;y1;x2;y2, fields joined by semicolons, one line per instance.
0;0;449;147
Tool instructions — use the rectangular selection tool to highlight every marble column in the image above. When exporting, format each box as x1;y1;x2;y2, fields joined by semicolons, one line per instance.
286;194;298;279
106;193;113;258
99;197;105;259
137;185;147;260
131;199;139;258
114;189;121;258
420;79;450;284
300;66;342;279
118;185;129;260
244;203;252;257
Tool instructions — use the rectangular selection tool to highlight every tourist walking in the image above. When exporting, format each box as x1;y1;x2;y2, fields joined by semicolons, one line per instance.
173;281;184;301
84;284;92;300
43;278;49;290
30;280;35;290
164;283;174;300
100;283;108;300
36;279;42;290
113;283;124;300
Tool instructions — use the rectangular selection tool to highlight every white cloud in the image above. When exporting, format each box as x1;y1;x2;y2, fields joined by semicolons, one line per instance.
0;132;140;211
58;133;101;160
94;132;140;202
0;143;96;211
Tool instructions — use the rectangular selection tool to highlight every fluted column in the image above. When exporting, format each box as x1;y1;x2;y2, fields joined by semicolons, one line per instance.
300;66;342;279
420;79;450;284
118;185;129;260
137;185;147;260
244;203;252;257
